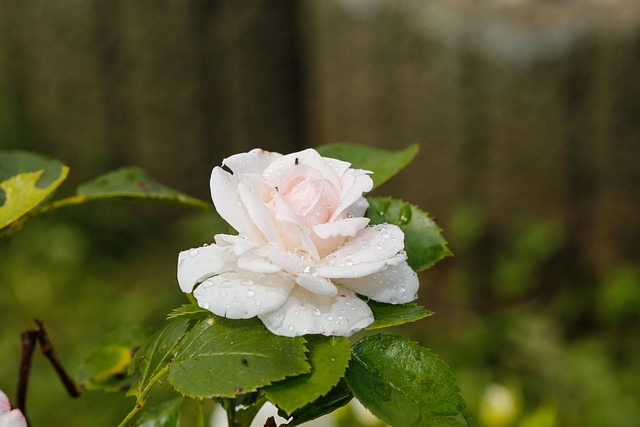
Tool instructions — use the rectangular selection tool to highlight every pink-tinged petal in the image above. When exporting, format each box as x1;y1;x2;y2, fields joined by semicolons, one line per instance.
324;157;351;180
210;167;262;240
238;174;283;247
0;410;27;427
295;274;338;296
194;274;294;319
313;217;370;239
0;390;11;412
222;149;281;175
330;170;373;221
237;252;281;274
259;286;374;337
317;224;407;279
177;245;234;293
337;261;419;304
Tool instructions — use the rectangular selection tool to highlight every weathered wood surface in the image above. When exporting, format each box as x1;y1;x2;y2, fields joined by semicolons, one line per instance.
0;0;639;268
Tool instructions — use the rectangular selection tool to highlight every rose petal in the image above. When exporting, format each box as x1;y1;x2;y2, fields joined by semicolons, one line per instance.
255;246;315;275
337;261;419;304
346;196;369;218
295;273;338;296
237;252;281;274
313;217;370;239
259;286;374;337
223;149;281;176
330;170;373;221
0;410;27;427
317;224;407;279
177;244;234;293
194;274;294;319
0;390;11;412
210;167;262;240
238;174;283;247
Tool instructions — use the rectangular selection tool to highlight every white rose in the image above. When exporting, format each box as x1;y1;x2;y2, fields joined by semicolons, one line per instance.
178;148;419;337
0;390;27;427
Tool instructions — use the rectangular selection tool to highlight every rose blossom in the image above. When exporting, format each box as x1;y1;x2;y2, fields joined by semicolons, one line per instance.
0;390;26;427
178;148;419;337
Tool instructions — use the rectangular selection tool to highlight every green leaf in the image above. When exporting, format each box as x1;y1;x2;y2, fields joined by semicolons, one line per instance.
128;319;191;398
346;335;471;427
76;326;155;392
282;380;353;427
136;398;184;427
166;304;210;321
167;317;310;398
76;167;211;209
316;144;419;189
367;301;434;330
0;151;68;230
264;335;351;415
366;197;452;271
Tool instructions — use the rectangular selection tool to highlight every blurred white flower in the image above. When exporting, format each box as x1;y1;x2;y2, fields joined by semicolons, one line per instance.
0;390;26;427
178;148;418;336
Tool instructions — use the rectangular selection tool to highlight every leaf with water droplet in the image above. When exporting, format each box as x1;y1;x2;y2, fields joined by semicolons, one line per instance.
264;335;352;416
346;335;471;426
316;144;419;189
167;316;309;398
366;197;452;272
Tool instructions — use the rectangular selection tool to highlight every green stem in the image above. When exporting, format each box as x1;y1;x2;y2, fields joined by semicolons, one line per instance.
116;364;170;427
223;398;236;427
196;400;206;427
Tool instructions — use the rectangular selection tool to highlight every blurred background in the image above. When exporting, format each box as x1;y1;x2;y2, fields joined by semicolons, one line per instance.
1;1;640;426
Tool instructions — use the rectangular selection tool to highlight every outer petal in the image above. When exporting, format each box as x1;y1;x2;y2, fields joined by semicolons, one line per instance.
313;217;370;239
330;170;373;221
337;261;419;304
0;390;9;412
177;244;234;293
259;286;374;337
210;167;261;240
317;224;407;279
222;149;281;175
295;273;338;296
194;273;294;319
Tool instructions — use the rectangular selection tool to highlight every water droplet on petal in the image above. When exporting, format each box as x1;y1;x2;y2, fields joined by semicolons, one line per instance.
390;297;399;304
288;325;295;332
326;315;334;321
311;309;322;317
303;266;311;274
188;249;199;257
246;289;256;298
345;260;354;266
255;300;262;307
202;302;210;309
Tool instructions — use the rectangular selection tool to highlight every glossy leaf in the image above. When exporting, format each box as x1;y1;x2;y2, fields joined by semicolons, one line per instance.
167;317;310;398
264;335;351;415
136;398;184;427
76;167;211;209
366;197;452;271
76;326;155;392
316;144;418;189
0;151;68;230
345;335;471;427
282;380;353;427
366;301;433;330
128;319;191;398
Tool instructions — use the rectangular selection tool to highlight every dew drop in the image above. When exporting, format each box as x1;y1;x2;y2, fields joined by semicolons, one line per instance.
326;315;334;321
344;260;354;266
202;302;210;309
178;258;185;266
255;300;262;307
311;309;322;317
294;311;299;316
303;266;311;274
288;325;295;332
398;204;412;225
246;289;256;298
188;248;199;257
390;297;399;304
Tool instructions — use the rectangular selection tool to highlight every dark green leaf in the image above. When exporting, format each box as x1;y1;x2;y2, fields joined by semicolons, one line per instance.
76;326;155;392
167;317;310;398
128;319;191;398
316;144;418;189
136;397;184;427
0;151;68;229
282;380;353;427
346;335;471;427
264;335;351;415
366;197;452;271
367;301;434;330
76;167;211;210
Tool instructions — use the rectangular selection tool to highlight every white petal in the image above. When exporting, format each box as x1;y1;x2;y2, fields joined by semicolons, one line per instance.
177;244;234;293
0;411;27;427
237;253;281;274
238;174;283;246
194;274;293;319
330;170;373;221
255;245;315;275
223;149;281;175
295;274;338;296
337;261;419;304
210;167;262;240
259;286;374;337
317;224;407;279
0;390;11;412
313;217;370;239
347;196;370;218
